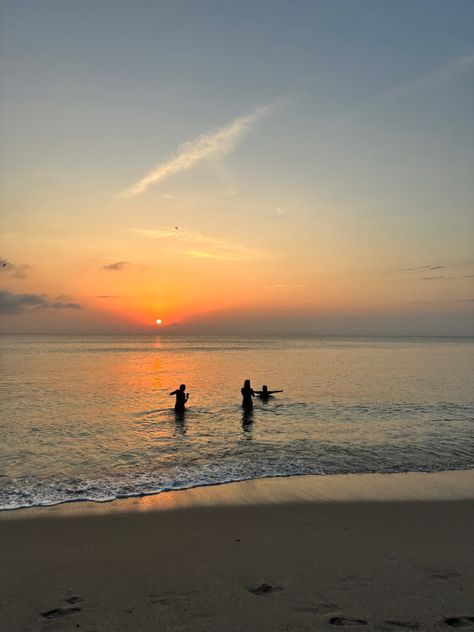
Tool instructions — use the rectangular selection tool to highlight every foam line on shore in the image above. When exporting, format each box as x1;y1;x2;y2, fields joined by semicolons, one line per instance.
1;469;473;521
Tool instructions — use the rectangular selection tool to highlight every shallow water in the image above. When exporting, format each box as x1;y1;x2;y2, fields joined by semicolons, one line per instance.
0;335;473;510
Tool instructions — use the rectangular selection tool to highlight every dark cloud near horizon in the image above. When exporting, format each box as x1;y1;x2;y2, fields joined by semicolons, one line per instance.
399;264;443;272
0;289;82;315
399;259;474;274
420;273;474;281
0;258;31;279
102;261;130;271
413;297;474;305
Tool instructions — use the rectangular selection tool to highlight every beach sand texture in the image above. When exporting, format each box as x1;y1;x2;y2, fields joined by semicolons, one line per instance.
1;472;473;631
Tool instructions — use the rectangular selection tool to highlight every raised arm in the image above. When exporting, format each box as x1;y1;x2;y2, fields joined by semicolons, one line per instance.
268;390;283;394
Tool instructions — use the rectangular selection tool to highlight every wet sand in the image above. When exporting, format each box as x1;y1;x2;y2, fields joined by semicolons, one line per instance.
1;471;473;631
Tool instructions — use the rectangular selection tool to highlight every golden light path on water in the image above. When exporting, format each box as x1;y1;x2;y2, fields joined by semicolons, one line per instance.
1;335;473;510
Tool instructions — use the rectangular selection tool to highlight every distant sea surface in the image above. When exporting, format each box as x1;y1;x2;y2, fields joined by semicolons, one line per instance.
1;335;473;510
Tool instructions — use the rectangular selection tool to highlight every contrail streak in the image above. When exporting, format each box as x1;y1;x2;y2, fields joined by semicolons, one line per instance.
125;104;273;195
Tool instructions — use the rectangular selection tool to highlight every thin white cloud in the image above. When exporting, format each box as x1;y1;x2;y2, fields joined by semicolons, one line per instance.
180;250;247;262
134;228;271;262
180;247;266;262
385;52;474;101
265;284;307;289
327;53;474;129
124;104;273;196
136;229;180;239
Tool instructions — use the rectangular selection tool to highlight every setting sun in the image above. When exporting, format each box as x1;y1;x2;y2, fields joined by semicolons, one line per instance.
1;5;473;631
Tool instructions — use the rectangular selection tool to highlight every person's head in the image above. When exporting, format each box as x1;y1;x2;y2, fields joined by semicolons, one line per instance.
244;379;251;388
179;384;186;391
262;385;268;393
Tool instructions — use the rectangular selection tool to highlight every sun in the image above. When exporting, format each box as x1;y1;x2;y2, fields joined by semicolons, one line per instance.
155;319;162;325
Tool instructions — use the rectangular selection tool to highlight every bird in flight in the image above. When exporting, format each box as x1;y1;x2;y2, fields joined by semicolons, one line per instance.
174;226;179;230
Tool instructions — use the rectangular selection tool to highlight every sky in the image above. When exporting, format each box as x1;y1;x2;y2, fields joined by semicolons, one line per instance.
1;0;473;335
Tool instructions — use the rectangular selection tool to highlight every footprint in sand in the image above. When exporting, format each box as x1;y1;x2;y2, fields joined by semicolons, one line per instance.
248;583;283;596
329;616;368;626
298;603;339;615
149;594;169;605
40;595;84;619
444;617;474;628
432;572;463;580
40;607;82;619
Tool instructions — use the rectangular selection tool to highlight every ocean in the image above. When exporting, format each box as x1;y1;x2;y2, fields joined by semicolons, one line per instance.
0;334;473;510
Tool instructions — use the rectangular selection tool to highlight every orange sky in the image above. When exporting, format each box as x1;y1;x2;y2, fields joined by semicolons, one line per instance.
1;3;473;335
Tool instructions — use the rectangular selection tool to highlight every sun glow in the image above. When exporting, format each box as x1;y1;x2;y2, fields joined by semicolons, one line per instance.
155;319;162;325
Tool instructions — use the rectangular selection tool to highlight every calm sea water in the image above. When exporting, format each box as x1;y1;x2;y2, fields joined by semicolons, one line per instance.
0;335;473;510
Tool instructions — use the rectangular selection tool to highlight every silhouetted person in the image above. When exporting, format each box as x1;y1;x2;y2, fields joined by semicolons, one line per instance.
241;379;255;410
255;385;283;400
242;408;254;433
174;409;186;434
170;384;189;411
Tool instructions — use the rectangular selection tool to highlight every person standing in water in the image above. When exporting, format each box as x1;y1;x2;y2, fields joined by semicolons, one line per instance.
241;379;255;409
170;384;189;411
255;385;283;400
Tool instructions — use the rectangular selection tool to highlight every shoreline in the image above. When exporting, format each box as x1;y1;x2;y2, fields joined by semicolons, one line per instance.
1;469;473;520
2;470;473;631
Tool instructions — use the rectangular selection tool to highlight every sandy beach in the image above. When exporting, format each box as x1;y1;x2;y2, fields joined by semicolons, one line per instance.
1;471;473;631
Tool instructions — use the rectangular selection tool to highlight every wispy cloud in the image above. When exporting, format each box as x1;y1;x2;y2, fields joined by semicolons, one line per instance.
398;259;474;274
1;258;31;279
124;103;274;195
398;264;444;272
264;283;307;289
180;250;230;261
136;229;180;239
0;289;81;314
102;261;130;271
328;53;474;133
134;228;271;262
420;273;474;281
412;297;474;305
385;52;474;102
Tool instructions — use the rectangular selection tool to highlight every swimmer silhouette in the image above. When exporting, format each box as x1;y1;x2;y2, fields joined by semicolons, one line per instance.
170;384;189;411
241;379;255;409
255;385;283;400
242;408;254;433
174;409;186;434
